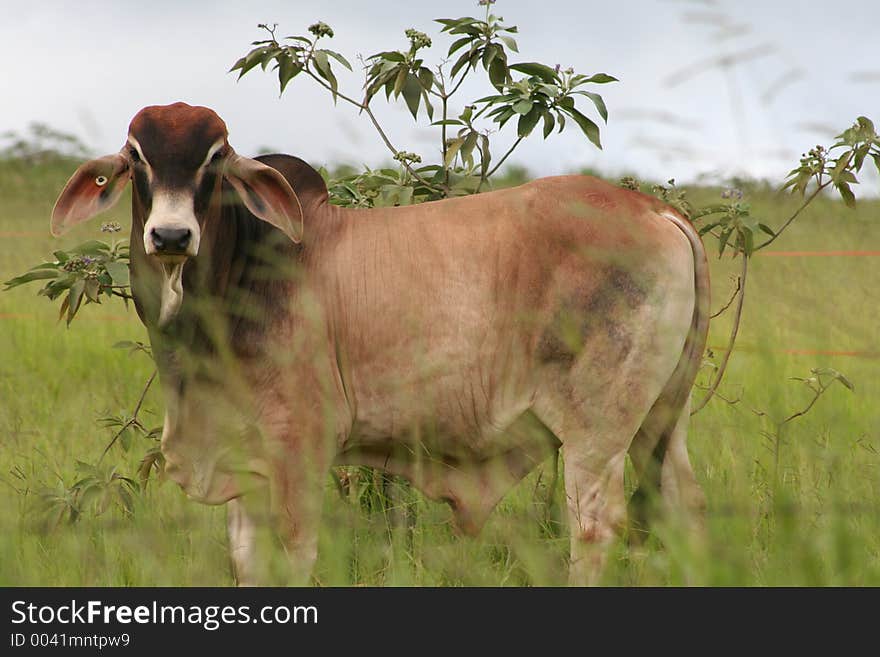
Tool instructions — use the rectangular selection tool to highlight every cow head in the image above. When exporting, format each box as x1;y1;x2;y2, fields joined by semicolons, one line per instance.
51;102;303;325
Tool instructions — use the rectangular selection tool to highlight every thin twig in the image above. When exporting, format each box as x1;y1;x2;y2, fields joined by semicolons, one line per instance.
711;275;742;318
692;253;748;415
756;181;829;250
485;136;523;179
780;387;824;426
693;383;742;406
99;369;157;463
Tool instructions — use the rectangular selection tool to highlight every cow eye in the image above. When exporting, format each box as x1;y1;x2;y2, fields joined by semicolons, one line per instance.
129;148;141;163
210;150;224;164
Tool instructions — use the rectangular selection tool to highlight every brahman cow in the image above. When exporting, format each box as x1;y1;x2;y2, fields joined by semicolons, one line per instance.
51;102;709;585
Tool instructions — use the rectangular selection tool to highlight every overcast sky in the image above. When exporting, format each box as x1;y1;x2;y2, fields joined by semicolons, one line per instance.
2;0;878;186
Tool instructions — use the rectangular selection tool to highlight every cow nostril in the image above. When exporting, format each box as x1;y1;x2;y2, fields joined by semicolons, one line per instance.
150;228;165;250
151;227;192;253
178;229;192;249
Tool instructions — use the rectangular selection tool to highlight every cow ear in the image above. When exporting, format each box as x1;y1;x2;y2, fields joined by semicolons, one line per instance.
51;153;130;236
224;154;303;243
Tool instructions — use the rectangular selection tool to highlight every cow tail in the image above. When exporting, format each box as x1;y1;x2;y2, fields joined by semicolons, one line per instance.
659;211;711;420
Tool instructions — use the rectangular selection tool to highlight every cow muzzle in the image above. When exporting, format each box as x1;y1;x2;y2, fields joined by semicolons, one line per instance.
149;226;192;257
142;191;200;260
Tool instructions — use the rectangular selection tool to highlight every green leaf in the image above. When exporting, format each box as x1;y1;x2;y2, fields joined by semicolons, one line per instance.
498;35;519;52
836;181;856;208
830;150;853;183
518;106;542;138
67;280;85;325
3;269;60;289
72;240;111;255
448;36;473;56
741;227;754;256
84;278;100;303
513;99;533;115
422;89;434;121
323;49;352;71
119;428;133;452
542;110;556;139
482;43;499;70
838;170;858;185
259;47;281;72
104;261;129;286
444;138;465;169
230;47;269;79
814;367;855;391
418;67;434;93
369;50;406;63
57;295;70;322
718;228;732;257
450;49;477;79
853;144;869;171
403;73;422;119
509;62;558;83
479;134;491;180
578;91;608;123
488;56;508;90
460;131;479;169
432;119;465;126
313;50;339;100
278;54;302;94
392;66;408;97
495;107;516;128
53;251;70;263
564;107;602;149
397;186;414;206
698;221;720;236
582;73;618;84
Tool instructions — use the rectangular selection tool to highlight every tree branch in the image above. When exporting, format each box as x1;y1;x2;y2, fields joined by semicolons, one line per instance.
303;69;441;192
756;180;829;250
711;275;742;318
485;136;523;179
99;369;157;463
692;254;748;415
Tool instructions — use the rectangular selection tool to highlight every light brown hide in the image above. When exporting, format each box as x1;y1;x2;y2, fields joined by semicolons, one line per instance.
177;175;707;584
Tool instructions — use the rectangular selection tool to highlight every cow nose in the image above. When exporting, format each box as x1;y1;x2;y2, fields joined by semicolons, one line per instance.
150;227;192;254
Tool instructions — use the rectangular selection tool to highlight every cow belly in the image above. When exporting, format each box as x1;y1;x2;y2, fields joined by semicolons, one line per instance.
336;408;559;533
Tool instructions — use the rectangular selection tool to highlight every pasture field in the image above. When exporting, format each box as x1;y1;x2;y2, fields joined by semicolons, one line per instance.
0;161;878;586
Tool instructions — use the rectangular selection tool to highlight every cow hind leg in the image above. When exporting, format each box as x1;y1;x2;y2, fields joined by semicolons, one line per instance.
533;319;689;584
534;381;662;586
561;445;629;586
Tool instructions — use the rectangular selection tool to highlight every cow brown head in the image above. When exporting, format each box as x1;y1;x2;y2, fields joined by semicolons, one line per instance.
51;102;303;325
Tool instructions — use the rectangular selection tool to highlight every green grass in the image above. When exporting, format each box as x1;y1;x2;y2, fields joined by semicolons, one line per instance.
1;162;878;585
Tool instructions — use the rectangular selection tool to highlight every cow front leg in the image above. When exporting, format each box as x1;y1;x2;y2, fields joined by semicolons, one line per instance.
227;496;269;586
268;444;332;586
